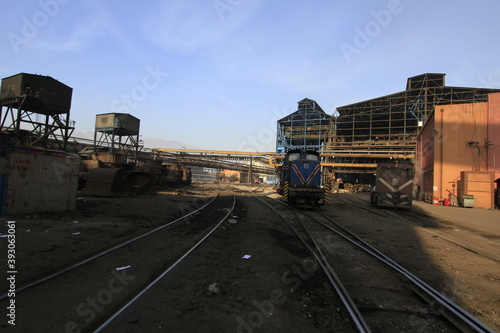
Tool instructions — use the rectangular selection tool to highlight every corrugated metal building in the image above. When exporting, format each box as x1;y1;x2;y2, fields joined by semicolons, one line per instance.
327;73;500;181
415;92;500;209
0;72;74;150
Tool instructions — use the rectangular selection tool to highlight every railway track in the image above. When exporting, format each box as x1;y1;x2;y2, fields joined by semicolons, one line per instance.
0;194;219;302
0;194;236;333
93;194;236;332
255;195;496;332
253;196;369;332
333;193;500;263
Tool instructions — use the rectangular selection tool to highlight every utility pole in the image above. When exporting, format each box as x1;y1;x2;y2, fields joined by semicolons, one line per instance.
249;155;253;186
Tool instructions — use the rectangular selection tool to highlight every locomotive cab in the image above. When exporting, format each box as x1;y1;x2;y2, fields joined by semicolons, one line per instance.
371;162;414;209
280;150;326;208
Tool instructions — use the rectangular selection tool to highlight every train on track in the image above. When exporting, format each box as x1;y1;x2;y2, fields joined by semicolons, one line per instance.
370;161;414;209
277;150;330;208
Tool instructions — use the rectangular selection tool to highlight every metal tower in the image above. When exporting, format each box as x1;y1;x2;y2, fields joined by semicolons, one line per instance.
93;113;141;164
0;73;74;150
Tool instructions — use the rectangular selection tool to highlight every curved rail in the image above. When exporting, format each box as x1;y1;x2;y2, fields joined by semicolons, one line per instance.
311;210;496;333
261;194;495;332
0;194;220;301
93;194;237;333
334;194;500;263
254;196;371;333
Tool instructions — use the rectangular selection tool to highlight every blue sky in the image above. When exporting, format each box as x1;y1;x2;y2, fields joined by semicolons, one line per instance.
1;0;500;152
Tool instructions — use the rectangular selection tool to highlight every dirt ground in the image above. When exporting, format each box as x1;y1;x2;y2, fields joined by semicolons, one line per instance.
0;183;498;332
323;192;500;331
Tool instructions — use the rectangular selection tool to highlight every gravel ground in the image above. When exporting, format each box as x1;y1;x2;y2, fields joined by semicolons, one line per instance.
0;183;498;332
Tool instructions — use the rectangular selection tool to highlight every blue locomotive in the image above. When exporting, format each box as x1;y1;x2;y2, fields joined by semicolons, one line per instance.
277;150;330;207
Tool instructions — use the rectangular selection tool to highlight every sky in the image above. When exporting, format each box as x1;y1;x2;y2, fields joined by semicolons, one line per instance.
1;0;500;152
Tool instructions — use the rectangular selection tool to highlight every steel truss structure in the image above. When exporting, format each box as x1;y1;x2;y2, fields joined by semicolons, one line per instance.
151;149;276;175
325;73;500;176
93;130;141;159
92;113;142;164
276;98;332;153
0;99;74;150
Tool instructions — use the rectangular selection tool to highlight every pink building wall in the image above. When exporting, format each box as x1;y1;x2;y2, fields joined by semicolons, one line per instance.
416;100;494;203
488;92;500;181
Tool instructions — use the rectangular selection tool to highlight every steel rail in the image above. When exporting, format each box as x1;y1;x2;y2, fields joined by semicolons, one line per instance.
312;210;496;333
0;194;220;301
261;193;494;332
333;194;500;263
254;196;371;333
93;195;236;333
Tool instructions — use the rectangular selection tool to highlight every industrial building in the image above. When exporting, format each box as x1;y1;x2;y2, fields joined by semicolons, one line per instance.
415;92;500;209
276;98;332;153
191;166;219;183
0;73;79;215
324;73;500;181
80;113;142;166
274;73;500;207
0;72;74;150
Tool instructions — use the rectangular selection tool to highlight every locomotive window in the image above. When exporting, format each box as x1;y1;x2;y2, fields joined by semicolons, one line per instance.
306;154;319;161
380;167;396;177
380;167;412;178
402;168;412;178
391;168;402;178
288;153;300;161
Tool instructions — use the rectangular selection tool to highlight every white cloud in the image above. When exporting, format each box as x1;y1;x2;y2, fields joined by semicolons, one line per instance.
140;0;263;53
33;12;122;52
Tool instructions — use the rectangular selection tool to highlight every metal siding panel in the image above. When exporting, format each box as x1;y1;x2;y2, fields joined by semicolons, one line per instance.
436;103;488;200
488;92;500;181
0;74;23;98
1;73;72;113
4;151;79;214
460;171;494;209
95;113;116;130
